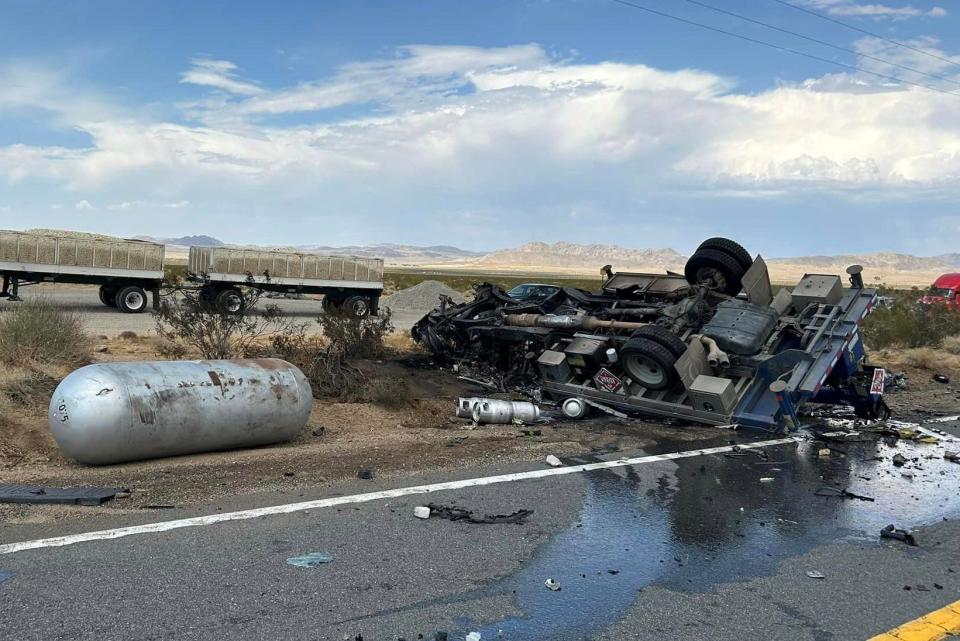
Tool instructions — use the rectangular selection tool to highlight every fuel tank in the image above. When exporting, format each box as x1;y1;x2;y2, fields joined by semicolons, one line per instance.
49;358;312;465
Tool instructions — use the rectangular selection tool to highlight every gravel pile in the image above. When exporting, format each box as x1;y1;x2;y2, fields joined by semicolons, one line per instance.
382;280;466;312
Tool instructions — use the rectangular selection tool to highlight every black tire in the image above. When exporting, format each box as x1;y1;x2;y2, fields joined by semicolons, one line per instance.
697;237;753;272
115;285;148;314
322;295;341;313
342;295;371;318
619;337;678;391
215;288;245;314
631;325;687;358
98;286;117;308
684;248;746;296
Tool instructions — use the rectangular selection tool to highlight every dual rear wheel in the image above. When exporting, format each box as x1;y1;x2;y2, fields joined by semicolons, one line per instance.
99;285;149;314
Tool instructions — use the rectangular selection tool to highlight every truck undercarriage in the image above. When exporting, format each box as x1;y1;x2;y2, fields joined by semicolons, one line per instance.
412;238;888;433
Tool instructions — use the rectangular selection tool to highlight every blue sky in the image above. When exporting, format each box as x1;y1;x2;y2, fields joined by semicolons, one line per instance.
1;0;958;256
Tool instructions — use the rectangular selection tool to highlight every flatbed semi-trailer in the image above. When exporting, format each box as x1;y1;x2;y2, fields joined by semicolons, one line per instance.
187;246;384;316
0;230;164;313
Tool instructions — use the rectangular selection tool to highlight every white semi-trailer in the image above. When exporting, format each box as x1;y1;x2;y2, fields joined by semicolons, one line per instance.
0;230;164;313
187;246;384;316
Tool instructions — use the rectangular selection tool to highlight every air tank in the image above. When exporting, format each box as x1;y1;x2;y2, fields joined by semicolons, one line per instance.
48;359;312;465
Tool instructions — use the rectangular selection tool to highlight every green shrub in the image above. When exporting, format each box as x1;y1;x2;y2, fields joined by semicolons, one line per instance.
0;299;89;365
861;300;960;349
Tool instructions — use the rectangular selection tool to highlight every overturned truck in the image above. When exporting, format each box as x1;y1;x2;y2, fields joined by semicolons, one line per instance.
412;238;888;433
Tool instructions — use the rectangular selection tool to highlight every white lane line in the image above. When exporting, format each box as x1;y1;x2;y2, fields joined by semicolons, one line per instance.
0;438;797;555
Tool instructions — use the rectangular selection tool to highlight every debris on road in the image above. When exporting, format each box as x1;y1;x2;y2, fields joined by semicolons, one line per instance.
465;632;481;641
818;448;831;457
0;484;127;506
357;468;374;480
933;374;950;385
814;486;875;502
426;503;533;525
945;451;960;463
545;454;563;467
468;399;540;425
806;570;826;579
892;453;908;467
880;524;918;547
544;578;561;591
286;552;334;567
413;506;431;519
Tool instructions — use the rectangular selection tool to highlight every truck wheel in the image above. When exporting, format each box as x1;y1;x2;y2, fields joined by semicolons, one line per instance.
98;286;117;308
342;295;371;318
631;325;687;358
619;337;678;391
321;295;341;313
684;248;746;296
116;285;148;314
697;237;753;272
215;288;245;314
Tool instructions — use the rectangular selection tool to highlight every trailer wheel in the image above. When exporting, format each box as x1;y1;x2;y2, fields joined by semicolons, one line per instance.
697;237;753;272
684;248;746;296
619;337;678;391
116;285;148;314
322;295;341;313
342;295;371;318
98;286;117;308
215;288;245;314
631;325;687;358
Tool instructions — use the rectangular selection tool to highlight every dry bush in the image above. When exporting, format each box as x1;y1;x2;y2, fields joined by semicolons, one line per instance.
942;335;960;355
154;280;297;359
877;347;960;372
318;308;394;359
0;369;60;406
0;299;90;366
118;330;139;340
361;376;410;408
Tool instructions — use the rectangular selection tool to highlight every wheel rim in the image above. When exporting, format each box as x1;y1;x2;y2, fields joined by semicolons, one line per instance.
625;354;666;387
123;291;144;310
696;267;727;291
224;294;242;313
350;299;368;317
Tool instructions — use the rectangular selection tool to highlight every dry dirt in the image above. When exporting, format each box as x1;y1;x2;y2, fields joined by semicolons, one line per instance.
2;334;957;527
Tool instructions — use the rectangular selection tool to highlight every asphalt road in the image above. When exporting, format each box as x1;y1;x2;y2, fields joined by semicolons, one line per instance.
2;426;959;640
6;285;428;337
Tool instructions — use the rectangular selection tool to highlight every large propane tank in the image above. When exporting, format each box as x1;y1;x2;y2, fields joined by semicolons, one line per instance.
48;359;312;465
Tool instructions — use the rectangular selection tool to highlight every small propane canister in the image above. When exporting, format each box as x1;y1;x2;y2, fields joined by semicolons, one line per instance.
605;347;619;364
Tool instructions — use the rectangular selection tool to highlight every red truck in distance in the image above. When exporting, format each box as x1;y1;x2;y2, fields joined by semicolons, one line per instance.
921;273;960;306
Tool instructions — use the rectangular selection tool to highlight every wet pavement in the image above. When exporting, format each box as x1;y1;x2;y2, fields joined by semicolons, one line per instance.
1;422;958;640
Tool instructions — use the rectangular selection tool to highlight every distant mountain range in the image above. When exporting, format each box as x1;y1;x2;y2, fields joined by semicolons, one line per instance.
135;233;960;277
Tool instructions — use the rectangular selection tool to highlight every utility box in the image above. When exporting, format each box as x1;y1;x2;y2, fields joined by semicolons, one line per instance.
537;350;572;383
791;274;843;309
688;375;737;414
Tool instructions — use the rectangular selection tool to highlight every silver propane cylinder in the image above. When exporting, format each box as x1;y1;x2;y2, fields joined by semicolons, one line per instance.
48;359;312;465
470;399;540;425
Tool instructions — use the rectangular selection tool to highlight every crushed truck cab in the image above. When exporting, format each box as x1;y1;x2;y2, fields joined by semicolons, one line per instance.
413;238;886;433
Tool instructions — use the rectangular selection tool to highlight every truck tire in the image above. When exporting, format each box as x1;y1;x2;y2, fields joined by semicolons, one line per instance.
116;285;148;314
684;248;746;296
619;337;678;391
98;286;117;308
342;295;371;318
697;237;753;272
215;288;245;314
322;295;341;313
631;325;687;358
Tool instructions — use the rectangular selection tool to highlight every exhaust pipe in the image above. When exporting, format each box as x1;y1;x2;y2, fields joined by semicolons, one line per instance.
697;335;730;369
504;314;649;332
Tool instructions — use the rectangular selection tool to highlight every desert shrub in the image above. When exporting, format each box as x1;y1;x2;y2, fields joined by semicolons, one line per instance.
361;376;410;408
0;299;89;366
154;279;296;359
318;308;394;359
118;330;138;340
0;369;60;406
861;300;960;349
942;335;960;355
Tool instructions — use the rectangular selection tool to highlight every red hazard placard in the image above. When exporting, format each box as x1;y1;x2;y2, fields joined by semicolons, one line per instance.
870;368;886;396
594;368;623;392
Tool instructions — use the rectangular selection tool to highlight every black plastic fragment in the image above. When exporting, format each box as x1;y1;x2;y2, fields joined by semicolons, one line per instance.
426;503;533;524
0;484;125;506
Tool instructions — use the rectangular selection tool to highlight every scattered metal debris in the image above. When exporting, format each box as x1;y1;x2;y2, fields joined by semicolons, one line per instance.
880;524;917;546
806;570;826;579
413;506;431;519
468;399;540;425
0;484;126;506
945;451;960;463
286;552;334;567
426;503;533;525
544;578;561;591
545;455;563;467
933;374;950;385
814;486;875;502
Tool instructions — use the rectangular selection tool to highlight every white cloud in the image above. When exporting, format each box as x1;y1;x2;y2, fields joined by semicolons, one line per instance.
180;58;263;96
799;1;947;19
74;199;94;210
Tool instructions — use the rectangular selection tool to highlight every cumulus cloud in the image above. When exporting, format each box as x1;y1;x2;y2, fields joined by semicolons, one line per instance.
180;58;263;96
74;199;94;210
799;1;947;19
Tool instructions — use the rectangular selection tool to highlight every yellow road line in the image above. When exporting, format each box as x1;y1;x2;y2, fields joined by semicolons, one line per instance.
868;600;960;641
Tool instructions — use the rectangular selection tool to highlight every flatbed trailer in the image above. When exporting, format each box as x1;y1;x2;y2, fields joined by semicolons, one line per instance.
187;246;384;316
0;230;164;313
